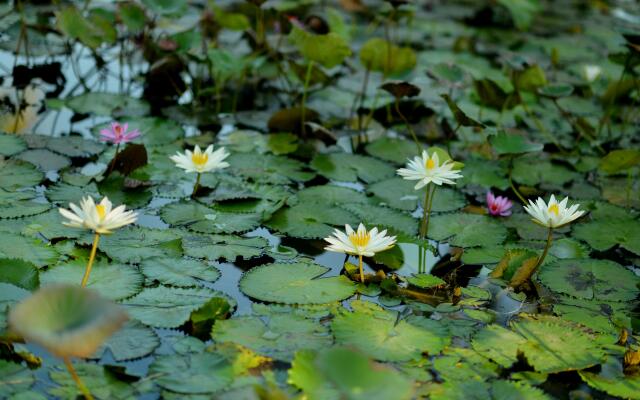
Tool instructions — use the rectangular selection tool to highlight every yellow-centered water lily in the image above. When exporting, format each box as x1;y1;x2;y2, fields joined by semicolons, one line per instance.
59;196;137;288
396;151;463;190
324;223;396;283
59;196;137;235
523;195;585;229
170;144;230;196
170;144;230;174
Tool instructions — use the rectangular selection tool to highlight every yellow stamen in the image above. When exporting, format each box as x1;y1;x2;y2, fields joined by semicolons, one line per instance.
426;158;436;170
191;152;208;167
95;205;106;220
548;203;559;216
349;231;370;248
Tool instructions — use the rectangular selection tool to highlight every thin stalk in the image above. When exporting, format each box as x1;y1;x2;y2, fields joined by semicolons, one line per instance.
300;61;314;137
81;233;100;287
395;98;421;152
352;67;370;131
534;228;554;271
358;254;364;283
417;242;423;274
105;143;120;176
191;173;202;198
627;169;633;210
508;157;527;204
419;185;436;239
63;357;94;400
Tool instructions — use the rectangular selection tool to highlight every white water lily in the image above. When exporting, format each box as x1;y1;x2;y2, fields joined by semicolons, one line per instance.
59;196;137;234
324;223;396;283
582;65;601;83
523;195;585;229
170;144;230;174
397;151;463;190
324;223;397;257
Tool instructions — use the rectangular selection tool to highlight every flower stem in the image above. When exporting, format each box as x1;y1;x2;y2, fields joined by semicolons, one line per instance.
105;142;120;177
534;228;554;271
81;233;100;288
358;254;365;283
63;357;94;400
300;61;314;138
395;98;421;152
191;173;201;198
508;157;527;204
419;185;436;239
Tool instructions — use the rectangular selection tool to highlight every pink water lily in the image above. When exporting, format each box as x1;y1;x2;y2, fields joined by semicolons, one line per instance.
100;122;141;145
487;191;513;216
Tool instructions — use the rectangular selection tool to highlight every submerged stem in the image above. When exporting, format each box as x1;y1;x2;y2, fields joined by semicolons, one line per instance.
191;172;202;198
358;254;365;283
81;233;100;287
395;99;421;152
63;357;93;400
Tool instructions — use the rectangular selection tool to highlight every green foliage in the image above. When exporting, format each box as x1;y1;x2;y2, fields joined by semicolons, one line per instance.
360;38;416;75
289;26;351;69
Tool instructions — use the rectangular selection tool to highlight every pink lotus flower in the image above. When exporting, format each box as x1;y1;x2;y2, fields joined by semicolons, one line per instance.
487;191;513;217
100;122;141;145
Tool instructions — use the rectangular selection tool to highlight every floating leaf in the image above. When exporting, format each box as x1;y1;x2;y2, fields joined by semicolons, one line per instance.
161;202;260;234
48;362;135;399
239;262;356;304
0;133;26;156
428;213;507;247
0;160;43;190
332;300;448;361
181;232;267;261
0;232;57;268
341;203;417;236
141;257;220;287
266;203;357;239
94;227;182;263
360;38;416;75
573;218;640;256
0;360;35;397
365;137;418;165
538;259;639;302
228;153;315;184
489;131;543;155
289;26;351;69
93;320;160;361
66;92;149;117
471;324;527;368
149;352;233;394
599;149;640;174
311;153;396;183
40;260;143;301
212;314;332;361
121;286;233;328
0;258;39;290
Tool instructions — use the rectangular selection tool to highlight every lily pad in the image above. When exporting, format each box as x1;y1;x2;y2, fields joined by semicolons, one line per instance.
266;203;357;239
212;314;332;361
93;320;160;361
332;300;449;362
240;262;356;305
0;232;58;268
141;257;220;287
573;218;640;256
428;213;507;247
149;352;233;394
538;259;640;302
311;153;396;184
181;232;267;261
161;202;260;234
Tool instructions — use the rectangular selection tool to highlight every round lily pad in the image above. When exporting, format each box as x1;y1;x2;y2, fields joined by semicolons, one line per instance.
239;262;356;304
538;259;640;302
141;257;220;287
149;352;233;394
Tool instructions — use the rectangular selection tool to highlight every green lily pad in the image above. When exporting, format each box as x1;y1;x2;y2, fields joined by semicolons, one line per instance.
149;352;233;394
228;153;315;184
0;133;26;156
121;286;233;328
289;348;414;400
141;257;220;287
0;360;35;397
266;203;357;239
598;149;640;174
0;258;39;290
8;284;128;358
92;226;182;263
40;260;143;301
340;203;417;236
93;320;160;361
428;213;507;247
573;218;640;256
212;314;332;361
538;259;639;302
365;137;419;165
0;200;49;219
311;153;396;184
66;92;149;117
48;362;135;399
160;202;260;234
368;178;466;212
580;357;640;399
489;131;543;155
289;26;351;69
23;134;105;158
181;232;267;261
0;232;58;268
511;315;605;373
332;300;449;362
471;324;527;368
0;160;43;190
406;274;446;289
295;185;370;206
239;262;356;305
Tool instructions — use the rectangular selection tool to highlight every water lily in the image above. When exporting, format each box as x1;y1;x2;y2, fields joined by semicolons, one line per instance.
100;122;141;144
324;223;396;283
486;191;513;216
524;195;585;270
396;151;463;189
170;144;230;197
59;196;137;287
582;65;601;83
397;150;463;253
9;284;127;400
